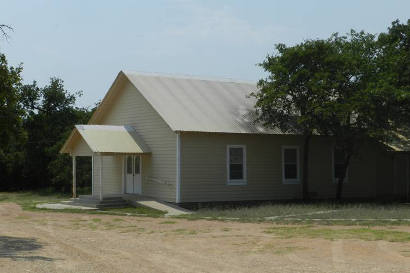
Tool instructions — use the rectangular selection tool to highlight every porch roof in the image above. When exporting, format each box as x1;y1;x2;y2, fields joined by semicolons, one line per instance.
60;125;151;155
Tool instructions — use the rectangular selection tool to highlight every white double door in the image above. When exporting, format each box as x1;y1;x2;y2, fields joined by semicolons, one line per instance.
125;155;142;194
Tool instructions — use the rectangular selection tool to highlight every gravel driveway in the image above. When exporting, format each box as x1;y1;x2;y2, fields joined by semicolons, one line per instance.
0;202;409;273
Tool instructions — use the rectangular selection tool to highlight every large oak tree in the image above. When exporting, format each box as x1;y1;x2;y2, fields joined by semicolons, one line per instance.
253;20;409;200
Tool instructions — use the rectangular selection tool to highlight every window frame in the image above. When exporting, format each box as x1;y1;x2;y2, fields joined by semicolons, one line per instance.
226;145;247;185
332;146;349;184
281;146;300;184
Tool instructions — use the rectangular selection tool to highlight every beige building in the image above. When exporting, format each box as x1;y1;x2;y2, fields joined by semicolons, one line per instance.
61;71;410;204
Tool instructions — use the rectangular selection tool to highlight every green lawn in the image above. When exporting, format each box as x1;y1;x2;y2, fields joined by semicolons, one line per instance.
0;191;68;210
264;225;410;242
180;202;410;225
0;191;165;217
2;192;410;226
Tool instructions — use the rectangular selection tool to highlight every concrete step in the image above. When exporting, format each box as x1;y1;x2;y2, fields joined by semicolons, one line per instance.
96;203;129;209
76;195;129;208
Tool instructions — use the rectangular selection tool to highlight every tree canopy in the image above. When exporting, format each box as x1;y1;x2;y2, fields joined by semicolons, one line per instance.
0;52;94;192
253;20;410;199
0;53;25;185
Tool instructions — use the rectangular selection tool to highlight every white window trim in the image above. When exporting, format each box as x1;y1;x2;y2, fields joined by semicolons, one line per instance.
281;146;300;184
332;146;349;184
176;132;181;203
227;145;247;185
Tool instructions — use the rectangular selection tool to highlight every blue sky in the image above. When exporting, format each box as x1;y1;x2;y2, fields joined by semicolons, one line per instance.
1;0;409;107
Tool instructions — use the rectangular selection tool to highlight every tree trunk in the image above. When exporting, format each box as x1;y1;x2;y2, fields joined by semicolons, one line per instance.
336;154;352;201
302;134;311;200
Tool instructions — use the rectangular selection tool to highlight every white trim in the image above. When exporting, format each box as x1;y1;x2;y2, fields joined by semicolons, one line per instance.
227;145;247;185
134;155;142;194
72;156;76;198
332;145;349;184
176;132;181;203
91;154;94;196
125;155;133;194
139;155;143;194
99;154;103;200
121;155;125;194
281;146;300;184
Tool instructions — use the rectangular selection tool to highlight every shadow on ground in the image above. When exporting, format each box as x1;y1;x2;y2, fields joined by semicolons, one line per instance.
0;236;54;261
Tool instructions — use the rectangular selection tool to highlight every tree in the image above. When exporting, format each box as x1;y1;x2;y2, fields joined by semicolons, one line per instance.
318;24;410;200
376;20;410;126
252;39;342;200
311;31;380;200
0;53;25;190
20;78;92;192
254;22;409;200
0;24;12;40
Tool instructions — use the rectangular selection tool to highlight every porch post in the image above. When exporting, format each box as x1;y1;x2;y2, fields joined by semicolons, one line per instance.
72;156;77;198
91;154;94;196
99;154;103;201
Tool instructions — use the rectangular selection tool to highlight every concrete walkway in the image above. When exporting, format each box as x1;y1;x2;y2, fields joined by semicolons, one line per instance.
135;200;191;216
36;203;97;210
36;197;191;217
121;194;191;216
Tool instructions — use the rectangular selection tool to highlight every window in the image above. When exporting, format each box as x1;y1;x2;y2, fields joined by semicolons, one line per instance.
333;146;348;183
282;146;300;184
227;145;246;185
134;156;140;174
126;156;133;174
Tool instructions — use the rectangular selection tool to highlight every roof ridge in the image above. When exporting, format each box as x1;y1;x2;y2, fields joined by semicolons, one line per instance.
122;70;255;85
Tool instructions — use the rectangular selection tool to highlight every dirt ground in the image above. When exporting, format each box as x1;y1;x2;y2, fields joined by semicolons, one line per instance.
0;203;410;273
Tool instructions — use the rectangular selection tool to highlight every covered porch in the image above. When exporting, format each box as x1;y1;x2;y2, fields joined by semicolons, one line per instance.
60;125;151;200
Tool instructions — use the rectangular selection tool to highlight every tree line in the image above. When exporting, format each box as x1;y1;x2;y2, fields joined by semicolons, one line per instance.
0;51;95;192
253;19;410;199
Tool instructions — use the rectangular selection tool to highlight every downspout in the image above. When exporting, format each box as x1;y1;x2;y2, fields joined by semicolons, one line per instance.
91;154;94;196
99;154;103;201
176;132;181;203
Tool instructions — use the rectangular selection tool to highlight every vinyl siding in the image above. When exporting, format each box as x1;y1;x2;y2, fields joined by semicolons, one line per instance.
94;80;176;202
71;137;93;156
92;155;123;196
180;132;395;202
393;154;410;197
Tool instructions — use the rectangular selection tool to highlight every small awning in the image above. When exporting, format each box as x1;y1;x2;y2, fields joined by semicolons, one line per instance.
60;125;151;155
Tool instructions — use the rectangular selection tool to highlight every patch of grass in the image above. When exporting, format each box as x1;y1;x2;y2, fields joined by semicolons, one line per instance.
172;228;197;235
400;250;410;257
87;223;98;230
264;226;410;242
159;220;177;224
91;218;101;223
101;206;165;217
15;215;31;220
252;244;304;255
178;202;410;226
272;246;304;255
0;192;165;218
0;191;68;211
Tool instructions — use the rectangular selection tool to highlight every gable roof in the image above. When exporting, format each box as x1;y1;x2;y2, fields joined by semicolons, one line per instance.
89;71;279;134
60;125;151;154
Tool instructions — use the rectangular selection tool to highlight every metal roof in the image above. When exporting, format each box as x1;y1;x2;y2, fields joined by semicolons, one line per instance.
61;125;150;154
123;71;278;134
